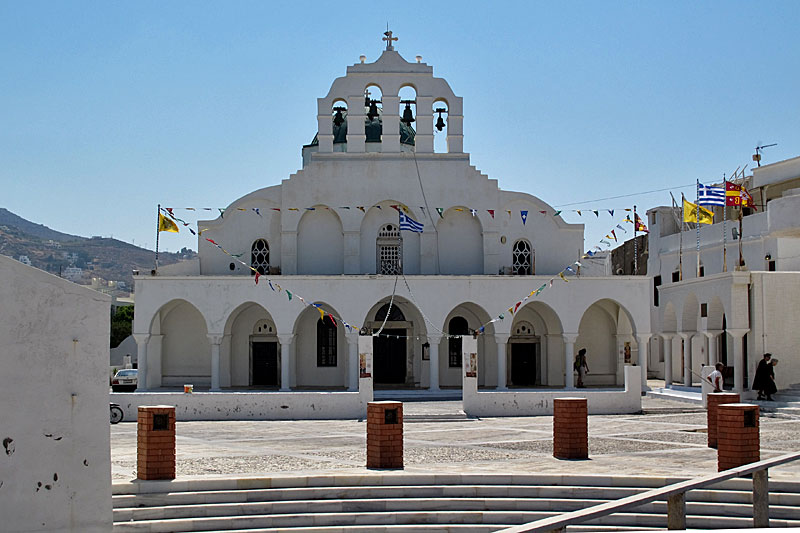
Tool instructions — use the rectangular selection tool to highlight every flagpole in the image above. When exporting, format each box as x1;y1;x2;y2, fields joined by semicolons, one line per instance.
696;180;701;277
155;203;161;273
722;175;728;273
679;194;684;281
737;169;745;270
633;205;638;275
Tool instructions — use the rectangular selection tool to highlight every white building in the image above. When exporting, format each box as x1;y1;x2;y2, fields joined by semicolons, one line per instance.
647;155;800;394
18;255;31;266
133;35;651;397
63;266;83;282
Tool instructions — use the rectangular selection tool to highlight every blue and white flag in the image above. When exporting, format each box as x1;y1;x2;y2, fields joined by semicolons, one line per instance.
697;182;726;206
398;211;424;233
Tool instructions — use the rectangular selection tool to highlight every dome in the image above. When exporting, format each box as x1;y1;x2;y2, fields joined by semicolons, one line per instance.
309;106;415;147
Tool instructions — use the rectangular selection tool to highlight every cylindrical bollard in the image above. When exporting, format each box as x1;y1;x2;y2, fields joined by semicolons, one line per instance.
366;401;403;469
717;403;759;472
137;405;176;480
707;392;740;448
553;398;588;460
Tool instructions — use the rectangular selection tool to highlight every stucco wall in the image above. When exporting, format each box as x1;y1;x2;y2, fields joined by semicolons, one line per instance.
464;365;642;417
110;382;372;421
0;255;112;533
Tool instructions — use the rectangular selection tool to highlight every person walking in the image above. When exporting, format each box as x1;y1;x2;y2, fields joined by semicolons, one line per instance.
707;362;725;393
753;353;778;401
575;348;589;388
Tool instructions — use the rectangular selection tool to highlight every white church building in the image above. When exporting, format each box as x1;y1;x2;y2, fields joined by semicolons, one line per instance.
132;35;652;399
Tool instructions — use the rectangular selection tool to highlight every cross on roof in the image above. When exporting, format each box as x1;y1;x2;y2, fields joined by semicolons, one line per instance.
382;30;397;51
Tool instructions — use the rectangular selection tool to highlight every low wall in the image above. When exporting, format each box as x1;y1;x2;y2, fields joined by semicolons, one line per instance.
463;365;642;417
111;378;373;421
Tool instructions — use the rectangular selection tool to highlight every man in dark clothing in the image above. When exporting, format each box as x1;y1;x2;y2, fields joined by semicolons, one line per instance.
753;353;777;401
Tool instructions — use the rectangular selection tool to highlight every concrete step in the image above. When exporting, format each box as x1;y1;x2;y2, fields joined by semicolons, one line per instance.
113;475;800;532
645;387;702;405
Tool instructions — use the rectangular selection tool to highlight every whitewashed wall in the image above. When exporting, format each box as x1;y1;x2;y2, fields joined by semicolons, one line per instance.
0;256;112;532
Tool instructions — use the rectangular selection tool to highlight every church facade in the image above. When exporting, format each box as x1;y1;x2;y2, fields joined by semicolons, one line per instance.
133;37;651;395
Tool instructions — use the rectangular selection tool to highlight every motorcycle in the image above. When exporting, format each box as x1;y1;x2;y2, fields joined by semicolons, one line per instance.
110;403;124;424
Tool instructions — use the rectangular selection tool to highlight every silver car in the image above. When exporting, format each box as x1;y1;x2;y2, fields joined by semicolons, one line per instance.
111;369;138;392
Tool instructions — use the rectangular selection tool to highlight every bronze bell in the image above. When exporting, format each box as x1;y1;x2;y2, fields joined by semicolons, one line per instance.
401;102;415;125
367;100;379;121
332;107;345;127
435;114;446;131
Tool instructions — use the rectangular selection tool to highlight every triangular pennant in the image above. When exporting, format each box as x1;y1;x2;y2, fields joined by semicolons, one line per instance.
286;290;292;301
253;208;262;216
328;314;337;327
218;208;225;218
254;272;260;285
506;210;512;216
357;206;365;212
289;207;299;211
520;210;528;225
268;280;275;291
576;210;582;216
470;208;477;217
487;209;495;218
608;209;614;216
539;210;547;215
435;208;443;218
565;266;575;273
554;210;562;217
514;302;522;313
318;307;325;321
305;207;316;211
611;230;617;242
559;272;569;282
593;210;599;217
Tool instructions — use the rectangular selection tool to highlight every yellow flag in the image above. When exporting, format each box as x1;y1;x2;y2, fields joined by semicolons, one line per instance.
683;198;714;225
559;272;569;282
318;307;325;321
158;213;179;233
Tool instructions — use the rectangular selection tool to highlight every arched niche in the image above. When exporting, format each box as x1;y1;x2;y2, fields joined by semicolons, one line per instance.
438;207;483;274
681;292;700;333
442;302;493;388
292;302;347;389
432;99;449;153
297;206;344;274
575;298;637;387
331;99;348;151
512;301;564;387
359;201;421;274
363;297;428;387
153;299;211;388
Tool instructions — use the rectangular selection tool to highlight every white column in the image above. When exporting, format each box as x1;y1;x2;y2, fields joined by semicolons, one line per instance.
208;334;222;391
705;330;722;367
728;328;749;393
278;334;293;392
428;334;442;391
678;332;692;386
133;333;150;391
662;333;674;388
346;330;359;391
495;333;509;390
563;333;579;389
637;334;652;391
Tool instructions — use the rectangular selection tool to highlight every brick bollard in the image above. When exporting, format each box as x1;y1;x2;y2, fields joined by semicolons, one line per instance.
707;392;740;448
137;406;176;480
553;398;588;460
366;401;403;469
717;403;760;472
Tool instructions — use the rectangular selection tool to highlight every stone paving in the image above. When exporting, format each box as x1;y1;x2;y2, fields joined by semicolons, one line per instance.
110;397;800;482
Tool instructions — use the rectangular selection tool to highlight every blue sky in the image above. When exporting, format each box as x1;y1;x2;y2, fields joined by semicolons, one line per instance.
2;1;799;253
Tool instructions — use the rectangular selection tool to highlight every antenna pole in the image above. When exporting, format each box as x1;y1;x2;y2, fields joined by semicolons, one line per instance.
722;175;727;272
633;205;638;275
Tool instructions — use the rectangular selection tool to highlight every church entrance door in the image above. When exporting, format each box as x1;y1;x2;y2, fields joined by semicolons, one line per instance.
510;342;538;386
252;341;278;386
374;329;406;384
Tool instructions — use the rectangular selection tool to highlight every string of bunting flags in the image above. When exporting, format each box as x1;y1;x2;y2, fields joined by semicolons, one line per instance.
160;205;639;228
158;205;648;340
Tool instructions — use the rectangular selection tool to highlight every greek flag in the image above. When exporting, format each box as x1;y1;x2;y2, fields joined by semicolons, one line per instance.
697;182;726;206
398;211;424;233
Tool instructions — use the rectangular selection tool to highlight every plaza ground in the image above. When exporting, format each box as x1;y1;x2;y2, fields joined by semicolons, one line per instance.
110;396;800;483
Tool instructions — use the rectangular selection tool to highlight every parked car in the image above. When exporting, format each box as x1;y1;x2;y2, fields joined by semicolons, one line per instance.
111;369;138;392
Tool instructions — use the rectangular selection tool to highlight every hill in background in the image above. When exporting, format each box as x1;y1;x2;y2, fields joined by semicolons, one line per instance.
0;208;195;290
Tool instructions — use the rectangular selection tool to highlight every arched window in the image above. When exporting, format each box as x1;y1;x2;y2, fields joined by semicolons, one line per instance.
448;316;469;367
512;239;533;275
375;303;405;322
251;239;269;275
317;317;337;367
377;223;402;274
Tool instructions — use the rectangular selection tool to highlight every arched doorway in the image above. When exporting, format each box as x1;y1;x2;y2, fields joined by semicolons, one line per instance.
373;303;407;385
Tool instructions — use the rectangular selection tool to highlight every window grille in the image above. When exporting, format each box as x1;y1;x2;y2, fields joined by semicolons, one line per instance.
512;240;532;275
317;318;337;366
377;223;402;274
375;303;405;322
251;239;270;275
